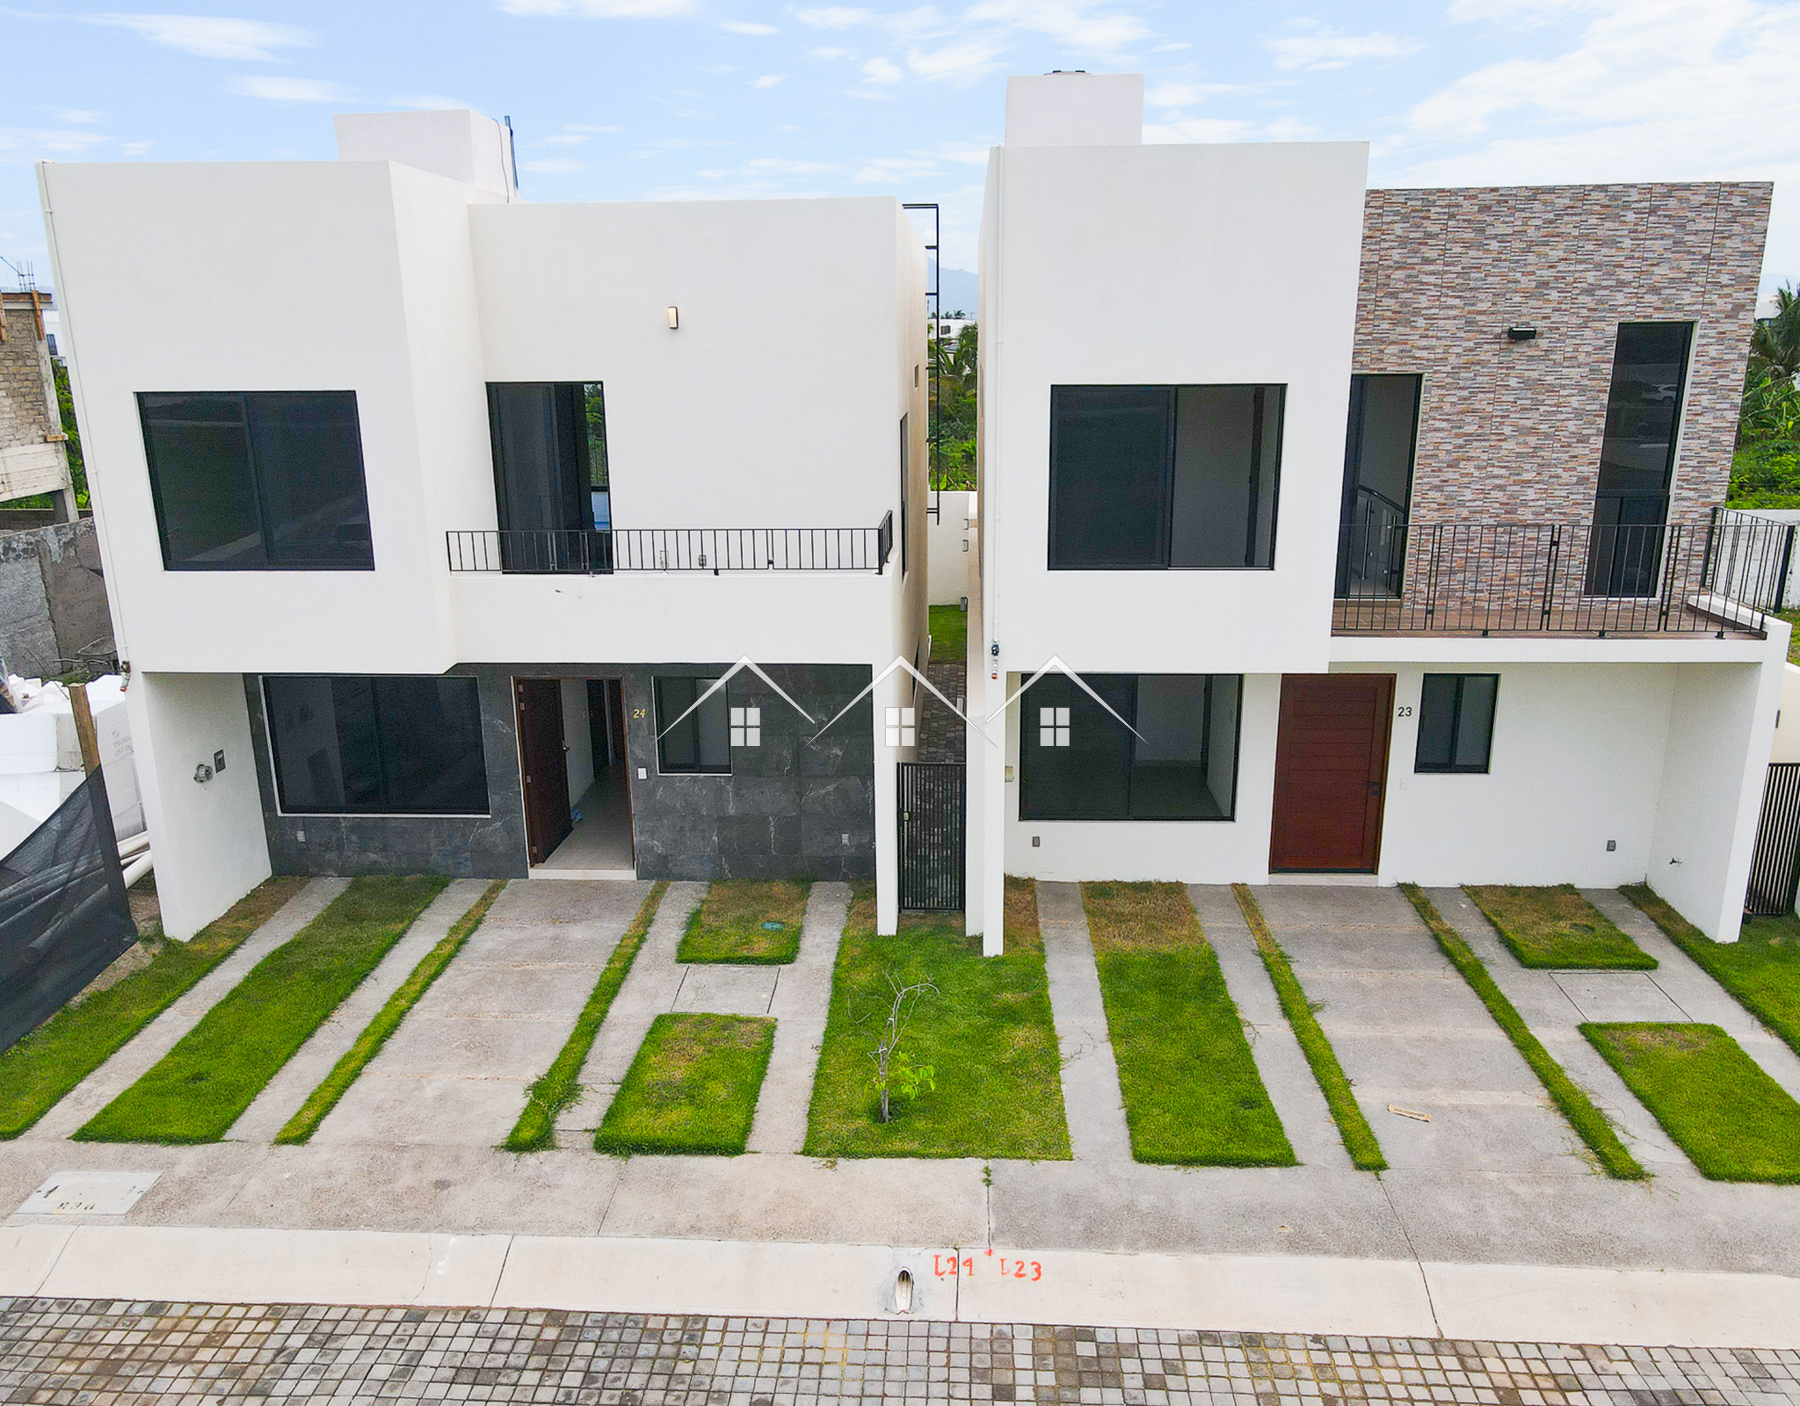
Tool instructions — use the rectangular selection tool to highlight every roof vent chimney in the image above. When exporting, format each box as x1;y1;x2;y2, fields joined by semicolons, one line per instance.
1004;72;1142;148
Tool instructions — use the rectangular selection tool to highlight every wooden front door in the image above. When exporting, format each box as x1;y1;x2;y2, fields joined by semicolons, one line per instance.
516;677;571;865
1270;674;1394;873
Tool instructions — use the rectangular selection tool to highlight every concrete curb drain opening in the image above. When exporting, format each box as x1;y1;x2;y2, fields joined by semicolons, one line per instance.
894;1269;914;1313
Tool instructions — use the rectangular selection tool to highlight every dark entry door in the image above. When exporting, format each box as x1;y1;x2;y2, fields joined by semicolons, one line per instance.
899;763;965;910
516;678;571;865
1270;674;1393;873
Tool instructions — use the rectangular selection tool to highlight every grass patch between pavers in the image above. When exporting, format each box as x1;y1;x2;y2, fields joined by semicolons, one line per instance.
505;881;669;1151
1401;884;1648;1180
1466;884;1656;970
1084;881;1295;1168
0;876;309;1140
804;883;1070;1159
929;604;967;663
594;1011;774;1155
1232;884;1386;1172
1583;1021;1800;1182
676;880;808;964
274;880;506;1145
1623;885;1800;1061
1004;874;1040;950
74;876;449;1145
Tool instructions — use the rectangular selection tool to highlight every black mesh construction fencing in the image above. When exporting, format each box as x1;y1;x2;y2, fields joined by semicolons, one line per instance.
0;767;136;1054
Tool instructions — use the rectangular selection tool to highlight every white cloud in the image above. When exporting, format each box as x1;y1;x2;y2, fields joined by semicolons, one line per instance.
1143;114;1319;144
0;127;113;159
720;19;778;32
745;156;836;173
961;0;1150;53
497;0;693;14
796;6;875;27
54;109;104;123
862;55;903;83
120;140;156;156
227;76;349;102
522;157;586;173
88;13;311;60
389;94;475;110
1265;21;1424;71
542;133;591;145
808;46;855;58
751;73;786;87
568;123;625;133
906;37;1007;81
1145;81;1244;110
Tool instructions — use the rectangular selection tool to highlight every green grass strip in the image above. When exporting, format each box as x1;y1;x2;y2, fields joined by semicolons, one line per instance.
1400;884;1648;1180
1584;1022;1800;1182
1085;881;1295;1168
274;880;506;1145
595;1011;774;1156
74;876;449;1145
504;880;668;1152
1232;884;1386;1172
0;876;309;1139
1466;884;1656;970
676;880;807;964
1622;884;1800;1061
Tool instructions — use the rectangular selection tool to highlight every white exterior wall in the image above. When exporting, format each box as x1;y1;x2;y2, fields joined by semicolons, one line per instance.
928;490;977;608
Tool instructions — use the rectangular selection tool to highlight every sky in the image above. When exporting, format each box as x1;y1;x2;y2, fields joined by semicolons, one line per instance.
1;0;1797;304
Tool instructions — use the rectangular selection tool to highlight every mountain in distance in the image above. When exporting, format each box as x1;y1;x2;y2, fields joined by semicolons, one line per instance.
931;264;978;318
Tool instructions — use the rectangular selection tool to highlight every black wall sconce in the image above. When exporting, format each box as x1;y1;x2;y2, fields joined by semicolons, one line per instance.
1505;324;1538;342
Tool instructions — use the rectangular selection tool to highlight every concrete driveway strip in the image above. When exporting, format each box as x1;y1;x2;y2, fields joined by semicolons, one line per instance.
748;882;849;1154
307;879;650;1148
225;879;492;1144
24;878;350;1142
1034;881;1132;1163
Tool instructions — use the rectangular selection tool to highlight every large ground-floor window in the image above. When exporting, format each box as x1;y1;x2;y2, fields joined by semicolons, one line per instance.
263;674;489;815
1020;673;1241;821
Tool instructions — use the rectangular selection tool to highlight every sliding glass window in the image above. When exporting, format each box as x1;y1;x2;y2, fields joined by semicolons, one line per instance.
264;675;489;815
1586;323;1692;597
1048;385;1283;570
487;382;609;571
139;392;372;570
1020;673;1241;821
655;676;730;775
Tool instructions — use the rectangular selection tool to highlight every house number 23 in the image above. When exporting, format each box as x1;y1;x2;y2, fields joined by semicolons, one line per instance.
1396;706;1414;718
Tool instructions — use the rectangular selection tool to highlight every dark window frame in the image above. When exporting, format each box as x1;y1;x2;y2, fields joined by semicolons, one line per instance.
899;412;911;578
1047;383;1286;572
654;675;731;776
1414;673;1498;775
262;673;490;817
138;390;374;572
1019;673;1243;822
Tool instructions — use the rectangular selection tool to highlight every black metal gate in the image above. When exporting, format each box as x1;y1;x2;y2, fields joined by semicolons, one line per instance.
898;762;964;911
1746;762;1800;917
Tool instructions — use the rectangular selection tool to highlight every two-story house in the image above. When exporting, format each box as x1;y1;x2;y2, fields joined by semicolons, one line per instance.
42;108;929;940
967;73;1784;950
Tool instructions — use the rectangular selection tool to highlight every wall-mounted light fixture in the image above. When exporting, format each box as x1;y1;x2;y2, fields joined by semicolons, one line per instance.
1505;324;1538;342
666;305;680;330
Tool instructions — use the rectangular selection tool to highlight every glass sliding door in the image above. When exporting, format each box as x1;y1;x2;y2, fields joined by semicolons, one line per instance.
487;382;608;572
1335;374;1420;598
1585;323;1692;597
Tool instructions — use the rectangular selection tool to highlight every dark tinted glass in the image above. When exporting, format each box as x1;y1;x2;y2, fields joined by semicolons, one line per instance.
488;382;596;534
1596;322;1691;501
1020;674;1133;819
265;675;487;815
139;393;264;567
656;676;728;774
1050;387;1170;568
1169;387;1283;569
250;392;372;567
1414;675;1459;770
1453;675;1497;770
1415;674;1497;774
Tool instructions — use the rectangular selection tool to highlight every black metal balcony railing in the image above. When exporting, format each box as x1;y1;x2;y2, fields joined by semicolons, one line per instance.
448;513;895;575
1334;514;1795;636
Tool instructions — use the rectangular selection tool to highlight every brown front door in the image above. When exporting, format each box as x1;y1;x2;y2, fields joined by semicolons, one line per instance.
1270;674;1394;873
516;677;571;865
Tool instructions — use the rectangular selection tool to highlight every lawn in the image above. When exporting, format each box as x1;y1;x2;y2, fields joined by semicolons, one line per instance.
1584;1022;1800;1182
1466;884;1657;970
1232;884;1385;1172
676;880;808;964
1623;886;1800;1060
506;881;669;1151
804;883;1070;1159
1084;881;1295;1168
0;877;309;1139
1401;885;1646;1180
929;604;967;663
75;876;448;1144
594;1012;774;1155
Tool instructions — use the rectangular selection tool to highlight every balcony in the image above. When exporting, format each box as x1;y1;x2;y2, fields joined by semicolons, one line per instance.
447;513;895;575
1333;511;1792;638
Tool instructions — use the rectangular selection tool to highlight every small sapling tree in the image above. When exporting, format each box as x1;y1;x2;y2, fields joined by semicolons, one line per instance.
866;972;938;1123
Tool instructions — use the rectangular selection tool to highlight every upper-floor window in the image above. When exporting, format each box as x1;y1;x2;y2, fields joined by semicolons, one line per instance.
138;391;372;570
488;381;607;529
1048;385;1283;571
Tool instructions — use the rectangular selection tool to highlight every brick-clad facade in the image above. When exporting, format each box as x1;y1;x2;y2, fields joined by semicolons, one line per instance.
0;290;73;506
1353;183;1772;525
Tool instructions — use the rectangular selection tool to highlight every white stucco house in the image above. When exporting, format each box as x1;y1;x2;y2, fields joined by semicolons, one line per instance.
41;108;929;940
965;73;1786;949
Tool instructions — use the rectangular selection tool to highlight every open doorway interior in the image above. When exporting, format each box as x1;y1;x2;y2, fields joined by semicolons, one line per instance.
516;675;636;877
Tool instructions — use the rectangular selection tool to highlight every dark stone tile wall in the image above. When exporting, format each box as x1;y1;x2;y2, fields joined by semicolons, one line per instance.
244;661;875;883
1355;182;1772;524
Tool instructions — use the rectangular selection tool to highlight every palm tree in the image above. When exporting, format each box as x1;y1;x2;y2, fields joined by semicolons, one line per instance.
1752;284;1800;384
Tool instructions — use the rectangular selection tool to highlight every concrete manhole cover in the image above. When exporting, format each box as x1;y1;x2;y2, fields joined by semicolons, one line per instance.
17;1170;160;1216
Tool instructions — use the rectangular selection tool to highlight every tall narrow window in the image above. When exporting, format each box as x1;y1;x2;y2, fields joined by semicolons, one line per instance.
1049;386;1283;570
655;676;729;775
1020;674;1240;820
899;413;911;577
1335;374;1420;598
1586;323;1692;597
264;674;488;814
487;382;608;571
1414;674;1498;774
139;391;372;570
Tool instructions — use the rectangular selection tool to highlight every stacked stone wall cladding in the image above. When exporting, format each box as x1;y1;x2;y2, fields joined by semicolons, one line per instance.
1355;183;1772;526
0;295;60;454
